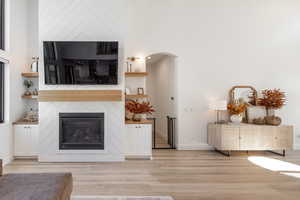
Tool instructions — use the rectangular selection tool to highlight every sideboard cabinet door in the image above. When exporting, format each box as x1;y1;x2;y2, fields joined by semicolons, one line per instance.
221;126;240;150
240;126;274;150
273;126;293;150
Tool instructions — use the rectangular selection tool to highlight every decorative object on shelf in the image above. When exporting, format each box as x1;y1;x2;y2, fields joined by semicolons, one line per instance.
125;110;134;121
246;106;267;124
32;89;39;96
125;100;155;121
265;115;282;126
227;101;248;123
125;88;131;95
230;114;243;124
252;117;266;125
31;57;39;72
258;89;286;126
209;100;227;124
23;108;38;122
137;88;144;95
126;62;132;72
229;85;258;106
23;80;34;96
258;89;286;115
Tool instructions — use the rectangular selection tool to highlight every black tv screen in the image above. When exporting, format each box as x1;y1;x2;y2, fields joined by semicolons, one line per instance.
43;41;118;85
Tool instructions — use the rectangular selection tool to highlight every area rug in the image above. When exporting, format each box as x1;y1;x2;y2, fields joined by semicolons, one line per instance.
72;196;174;200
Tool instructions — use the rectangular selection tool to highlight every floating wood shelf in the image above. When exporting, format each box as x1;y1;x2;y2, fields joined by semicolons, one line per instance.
22;95;38;100
125;94;149;99
22;72;39;78
125;72;148;77
38;90;122;102
13;120;39;125
125;120;153;124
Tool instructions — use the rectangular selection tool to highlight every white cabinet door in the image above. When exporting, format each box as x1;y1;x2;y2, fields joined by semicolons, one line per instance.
139;125;152;156
14;125;38;157
14;125;28;156
125;124;152;158
29;126;39;155
125;125;139;155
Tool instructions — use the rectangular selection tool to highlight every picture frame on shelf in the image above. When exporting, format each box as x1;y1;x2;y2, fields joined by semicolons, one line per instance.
137;88;144;95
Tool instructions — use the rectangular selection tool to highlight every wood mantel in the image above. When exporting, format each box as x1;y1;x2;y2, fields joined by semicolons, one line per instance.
38;90;122;102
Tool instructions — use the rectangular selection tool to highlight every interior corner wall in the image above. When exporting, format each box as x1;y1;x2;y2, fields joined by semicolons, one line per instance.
0;0;38;165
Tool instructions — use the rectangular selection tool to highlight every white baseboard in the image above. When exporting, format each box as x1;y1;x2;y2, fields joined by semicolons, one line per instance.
2;155;13;166
177;143;213;150
294;144;300;150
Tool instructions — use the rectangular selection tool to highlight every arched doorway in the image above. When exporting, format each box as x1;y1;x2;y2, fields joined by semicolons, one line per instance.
146;53;178;149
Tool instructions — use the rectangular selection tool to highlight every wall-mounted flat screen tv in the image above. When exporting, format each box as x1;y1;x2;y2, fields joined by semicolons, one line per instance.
43;41;118;85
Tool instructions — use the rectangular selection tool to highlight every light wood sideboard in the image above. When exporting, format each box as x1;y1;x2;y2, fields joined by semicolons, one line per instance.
208;123;293;156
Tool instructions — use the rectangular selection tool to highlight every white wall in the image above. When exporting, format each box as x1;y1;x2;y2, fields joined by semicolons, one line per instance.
37;0;300;151
147;56;176;141
39;0;130;90
0;0;37;165
128;0;300;149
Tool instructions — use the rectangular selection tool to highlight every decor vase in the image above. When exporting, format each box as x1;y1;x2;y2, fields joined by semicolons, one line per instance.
230;114;243;123
132;114;147;121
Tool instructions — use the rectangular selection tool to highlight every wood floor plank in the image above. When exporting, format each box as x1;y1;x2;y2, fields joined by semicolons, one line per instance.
4;150;300;200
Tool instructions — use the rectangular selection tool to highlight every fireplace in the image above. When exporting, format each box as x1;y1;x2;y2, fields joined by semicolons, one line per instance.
59;113;104;150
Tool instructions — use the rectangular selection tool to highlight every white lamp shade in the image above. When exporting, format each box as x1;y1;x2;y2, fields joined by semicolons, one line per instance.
209;100;227;111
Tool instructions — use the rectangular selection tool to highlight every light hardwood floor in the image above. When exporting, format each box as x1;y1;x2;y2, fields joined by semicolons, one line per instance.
4;150;300;200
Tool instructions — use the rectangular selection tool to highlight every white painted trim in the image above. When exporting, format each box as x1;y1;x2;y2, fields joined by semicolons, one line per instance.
294;144;300;150
177;143;213;150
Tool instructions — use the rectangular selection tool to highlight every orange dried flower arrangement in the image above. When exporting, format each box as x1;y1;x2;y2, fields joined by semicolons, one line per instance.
227;102;247;115
125;100;155;114
258;89;286;110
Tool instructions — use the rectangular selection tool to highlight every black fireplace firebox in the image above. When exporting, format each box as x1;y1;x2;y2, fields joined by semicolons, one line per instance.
59;113;104;150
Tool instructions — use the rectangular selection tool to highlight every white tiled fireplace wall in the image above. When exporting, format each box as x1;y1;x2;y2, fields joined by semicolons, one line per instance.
39;102;125;162
38;0;128;162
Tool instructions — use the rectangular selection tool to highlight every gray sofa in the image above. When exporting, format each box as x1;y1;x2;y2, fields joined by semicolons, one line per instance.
0;159;73;200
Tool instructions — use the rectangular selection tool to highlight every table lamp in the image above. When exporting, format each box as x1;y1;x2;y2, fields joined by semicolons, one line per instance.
209;100;227;124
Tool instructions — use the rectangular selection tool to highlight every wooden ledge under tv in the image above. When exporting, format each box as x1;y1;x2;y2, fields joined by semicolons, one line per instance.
38;90;122;102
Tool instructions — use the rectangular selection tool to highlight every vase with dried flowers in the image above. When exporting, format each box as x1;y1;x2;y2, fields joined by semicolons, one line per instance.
125;100;155;121
258;89;286;126
227;101;248;123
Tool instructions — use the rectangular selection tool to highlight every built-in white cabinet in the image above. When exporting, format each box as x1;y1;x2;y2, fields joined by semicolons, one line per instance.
125;124;152;159
14;125;39;157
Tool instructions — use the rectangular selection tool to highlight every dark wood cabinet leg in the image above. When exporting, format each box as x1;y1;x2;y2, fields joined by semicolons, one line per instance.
268;150;286;157
215;149;231;157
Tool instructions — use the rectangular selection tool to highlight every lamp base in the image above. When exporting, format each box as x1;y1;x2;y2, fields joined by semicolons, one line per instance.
215;120;227;124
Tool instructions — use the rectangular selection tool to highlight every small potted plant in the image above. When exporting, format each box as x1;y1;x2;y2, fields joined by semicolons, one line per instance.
258;89;286;126
125;100;155;121
23;80;34;96
227;101;248;123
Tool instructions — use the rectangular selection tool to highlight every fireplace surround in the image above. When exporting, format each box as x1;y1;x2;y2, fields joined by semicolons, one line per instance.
59;113;104;150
